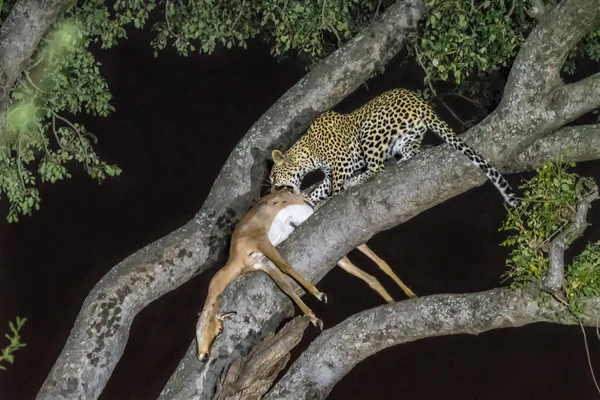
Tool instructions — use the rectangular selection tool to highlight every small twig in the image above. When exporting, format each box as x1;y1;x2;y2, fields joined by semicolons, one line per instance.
434;99;468;128
24;71;47;94
436;92;487;110
374;0;383;18
49;110;90;168
579;321;600;396
230;0;246;33
27;53;46;71
413;46;467;128
507;0;516;17
539;221;570;251
51;114;65;150
397;52;410;70
551;293;600;322
165;0;172;32
320;0;328;29
16;135;27;191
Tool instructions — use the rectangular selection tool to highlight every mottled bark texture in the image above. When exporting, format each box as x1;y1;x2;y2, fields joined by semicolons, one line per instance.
161;124;600;400
36;1;425;399
160;0;600;397
214;316;310;400
0;0;74;117
543;180;599;292
264;286;600;399
266;181;600;399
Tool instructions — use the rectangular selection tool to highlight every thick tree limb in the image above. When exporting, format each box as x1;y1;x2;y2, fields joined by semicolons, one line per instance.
0;0;74;116
503;0;600;109
237;165;600;399
543;179;599;292
160;0;600;396
550;73;600;122
506;124;600;173
264;286;600;399
36;1;425;399
267;178;600;398
160;123;600;399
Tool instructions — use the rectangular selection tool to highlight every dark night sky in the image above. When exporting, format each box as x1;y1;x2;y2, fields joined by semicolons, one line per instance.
1;17;600;400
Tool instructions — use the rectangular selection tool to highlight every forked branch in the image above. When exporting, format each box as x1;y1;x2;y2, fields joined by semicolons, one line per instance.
214;316;310;400
542;178;599;292
37;1;425;398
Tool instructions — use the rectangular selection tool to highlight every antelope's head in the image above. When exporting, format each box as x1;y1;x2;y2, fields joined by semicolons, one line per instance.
195;306;236;362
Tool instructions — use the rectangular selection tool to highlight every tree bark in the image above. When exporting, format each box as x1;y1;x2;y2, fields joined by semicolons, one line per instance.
214;316;310;400
158;125;600;399
542;181;599;292
264;286;600;399
266;178;600;399
0;0;74;117
36;1;425;399
160;0;600;396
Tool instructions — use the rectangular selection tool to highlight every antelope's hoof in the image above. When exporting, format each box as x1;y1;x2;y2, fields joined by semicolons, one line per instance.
319;293;328;304
314;318;324;331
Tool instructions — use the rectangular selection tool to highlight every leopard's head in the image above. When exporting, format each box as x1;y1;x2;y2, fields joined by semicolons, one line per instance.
269;148;311;195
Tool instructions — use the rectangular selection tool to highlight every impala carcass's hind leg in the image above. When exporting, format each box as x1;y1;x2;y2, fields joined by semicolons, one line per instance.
257;261;323;330
259;241;327;303
357;244;417;298
337;256;394;303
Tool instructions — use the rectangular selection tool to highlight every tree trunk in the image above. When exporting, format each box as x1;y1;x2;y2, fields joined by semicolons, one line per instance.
160;0;600;397
36;1;425;398
0;0;74;118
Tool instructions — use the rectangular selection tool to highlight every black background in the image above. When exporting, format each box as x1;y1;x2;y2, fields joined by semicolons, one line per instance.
1;18;600;400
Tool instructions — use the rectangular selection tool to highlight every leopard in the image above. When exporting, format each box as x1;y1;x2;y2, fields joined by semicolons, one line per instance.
269;88;519;208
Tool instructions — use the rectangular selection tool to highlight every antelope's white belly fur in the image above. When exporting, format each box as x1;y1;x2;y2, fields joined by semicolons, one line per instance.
267;204;314;247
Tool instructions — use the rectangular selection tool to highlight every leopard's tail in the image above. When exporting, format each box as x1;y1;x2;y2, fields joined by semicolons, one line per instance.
424;111;519;208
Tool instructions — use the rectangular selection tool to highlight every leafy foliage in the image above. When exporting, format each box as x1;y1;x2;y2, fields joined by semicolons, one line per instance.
565;242;600;318
499;163;582;287
152;0;383;65
2;0;600;221
416;0;528;86
0;316;27;370
415;0;600;100
499;162;600;318
0;1;156;222
1;0;382;222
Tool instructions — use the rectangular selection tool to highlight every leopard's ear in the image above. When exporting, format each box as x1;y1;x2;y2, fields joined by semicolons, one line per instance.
272;150;285;166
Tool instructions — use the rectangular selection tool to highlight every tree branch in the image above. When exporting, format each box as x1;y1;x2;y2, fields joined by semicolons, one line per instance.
542;179;599;292
548;73;600;122
159;0;600;392
214;316;310;400
160;122;600;399
36;1;425;399
38;0;600;398
264;286;600;399
0;0;75;117
505;124;600;173
502;0;600;109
